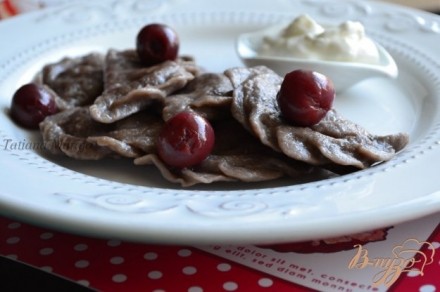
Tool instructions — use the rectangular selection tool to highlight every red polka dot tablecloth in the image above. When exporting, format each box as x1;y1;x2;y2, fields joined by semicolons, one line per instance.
0;216;308;292
1;214;439;292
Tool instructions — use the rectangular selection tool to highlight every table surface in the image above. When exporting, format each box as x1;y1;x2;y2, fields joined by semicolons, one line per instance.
0;215;439;291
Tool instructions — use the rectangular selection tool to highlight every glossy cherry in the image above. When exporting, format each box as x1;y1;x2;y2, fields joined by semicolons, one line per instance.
10;83;58;129
136;23;179;66
157;111;215;168
277;69;335;127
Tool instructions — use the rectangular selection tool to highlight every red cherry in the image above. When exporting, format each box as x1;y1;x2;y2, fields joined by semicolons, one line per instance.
277;69;335;127
10;83;58;129
136;23;179;66
157;112;215;168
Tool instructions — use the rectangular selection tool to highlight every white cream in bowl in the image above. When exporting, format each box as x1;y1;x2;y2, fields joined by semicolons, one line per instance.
237;15;398;92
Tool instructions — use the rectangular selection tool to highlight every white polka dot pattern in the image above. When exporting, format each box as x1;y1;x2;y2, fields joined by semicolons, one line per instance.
148;271;163;280
178;249;192;257
74;244;88;251
110;256;124;265
144;252;158;260
258;278;273;288
112;274;127;283
419;284;436;292
40;232;54;240
39;247;54;255
182;266;197;275
6;237;20;244
0;217;439;291
75;260;90;268
217;263;232;272
7;222;21;229
223;281;238;291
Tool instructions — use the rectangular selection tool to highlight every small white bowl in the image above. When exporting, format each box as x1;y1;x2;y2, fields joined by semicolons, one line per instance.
236;25;398;92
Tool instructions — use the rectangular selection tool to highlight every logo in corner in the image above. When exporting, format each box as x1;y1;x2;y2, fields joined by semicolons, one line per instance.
348;238;435;288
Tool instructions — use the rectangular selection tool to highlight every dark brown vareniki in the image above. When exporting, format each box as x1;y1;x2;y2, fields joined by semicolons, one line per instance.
35;53;105;110
162;72;234;121
89;49;201;123
134;118;314;187
38;51;314;186
39;107;164;160
226;66;409;170
38;50;409;186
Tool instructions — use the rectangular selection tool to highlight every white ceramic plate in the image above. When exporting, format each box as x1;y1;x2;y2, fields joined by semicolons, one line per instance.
1;0;439;244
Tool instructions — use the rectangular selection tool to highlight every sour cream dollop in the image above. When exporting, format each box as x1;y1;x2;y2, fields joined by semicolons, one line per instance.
259;15;381;65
